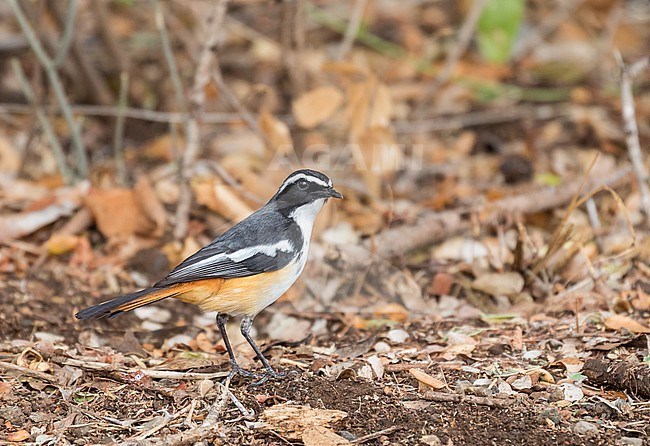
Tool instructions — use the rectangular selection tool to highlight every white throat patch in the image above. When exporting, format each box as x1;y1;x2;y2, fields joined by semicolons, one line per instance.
289;198;326;242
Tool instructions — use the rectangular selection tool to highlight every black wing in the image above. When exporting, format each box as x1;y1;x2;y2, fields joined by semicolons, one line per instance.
154;207;302;287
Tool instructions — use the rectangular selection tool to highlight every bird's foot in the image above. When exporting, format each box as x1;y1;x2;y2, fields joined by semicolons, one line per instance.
250;367;297;386
228;362;260;380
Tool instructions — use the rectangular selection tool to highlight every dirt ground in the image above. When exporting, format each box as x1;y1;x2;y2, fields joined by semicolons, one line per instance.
1;268;648;445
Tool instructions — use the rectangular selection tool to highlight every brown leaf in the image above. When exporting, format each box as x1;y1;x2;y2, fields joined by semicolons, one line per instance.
0;136;21;173
7;430;30;442
472;272;525;296
84;188;154;239
259;110;293;153
45;234;79;255
191;177;253;222
345;76;393;140
409;368;446;390
292;86;344;129
134;176;167;238
604;314;650;334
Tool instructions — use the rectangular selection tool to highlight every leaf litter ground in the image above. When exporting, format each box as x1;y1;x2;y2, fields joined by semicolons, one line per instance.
1;268;648;445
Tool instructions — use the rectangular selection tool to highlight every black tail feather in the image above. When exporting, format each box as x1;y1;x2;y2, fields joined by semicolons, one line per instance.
76;288;160;320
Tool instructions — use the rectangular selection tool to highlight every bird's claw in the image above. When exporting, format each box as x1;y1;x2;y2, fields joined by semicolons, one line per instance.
228;362;260;380
250;367;296;386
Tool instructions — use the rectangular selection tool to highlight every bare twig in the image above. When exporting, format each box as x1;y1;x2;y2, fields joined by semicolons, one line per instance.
10;59;74;183
53;0;77;66
150;0;188;118
351;425;403;444
173;0;230;241
398;104;563;133
55;357;229;380
511;0;585;61
49;0;114;105
421;391;518;408
413;0;489;118
616;53;650;224
335;0;368;60
95;0;128;72
281;0;306;94
120;377;235;446
0;360;60;384
0;103;243;124
8;0;87;178
114;72;130;186
331;164;634;265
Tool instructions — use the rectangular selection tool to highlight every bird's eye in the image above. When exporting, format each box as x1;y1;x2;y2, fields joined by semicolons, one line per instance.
298;180;308;190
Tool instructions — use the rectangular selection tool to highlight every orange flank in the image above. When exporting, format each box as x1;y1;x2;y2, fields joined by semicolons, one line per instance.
113;261;299;317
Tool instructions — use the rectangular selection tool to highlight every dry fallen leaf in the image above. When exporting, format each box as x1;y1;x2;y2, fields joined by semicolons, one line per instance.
191;177;253;222
45;234;79;255
604;314;650;334
472;272;525;296
134;176;167;238
345;75;393;140
409;368;446;390
293;86;344;129
259;110;293;153
259;403;347;440
7;429;30;442
84;188;154;239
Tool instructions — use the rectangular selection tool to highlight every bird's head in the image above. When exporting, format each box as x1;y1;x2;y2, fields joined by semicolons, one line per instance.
270;169;342;214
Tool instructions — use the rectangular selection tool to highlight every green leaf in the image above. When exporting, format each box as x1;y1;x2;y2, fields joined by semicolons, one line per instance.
477;0;525;63
535;172;562;187
570;372;587;383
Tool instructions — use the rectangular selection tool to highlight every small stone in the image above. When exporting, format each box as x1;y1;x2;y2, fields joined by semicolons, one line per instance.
621;437;643;446
386;329;409;344
530;391;550;401
0;406;25;424
421;434;442;446
574;421;598;436
373;341;391;353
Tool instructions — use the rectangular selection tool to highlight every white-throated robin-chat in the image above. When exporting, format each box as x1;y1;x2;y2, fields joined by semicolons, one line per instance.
76;169;342;382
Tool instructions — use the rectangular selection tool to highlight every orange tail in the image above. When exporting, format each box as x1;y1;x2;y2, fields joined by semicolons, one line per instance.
75;287;180;320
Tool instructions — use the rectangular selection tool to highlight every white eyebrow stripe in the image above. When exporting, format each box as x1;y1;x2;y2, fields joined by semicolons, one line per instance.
278;173;329;193
228;240;294;262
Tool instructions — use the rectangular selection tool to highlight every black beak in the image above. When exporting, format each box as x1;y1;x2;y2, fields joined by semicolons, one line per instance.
329;187;343;199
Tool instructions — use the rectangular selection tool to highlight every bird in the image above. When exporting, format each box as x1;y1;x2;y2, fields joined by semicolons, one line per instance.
76;169;342;381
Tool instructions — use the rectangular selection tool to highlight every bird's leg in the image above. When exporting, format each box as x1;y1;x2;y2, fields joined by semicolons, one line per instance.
240;315;286;384
216;313;258;379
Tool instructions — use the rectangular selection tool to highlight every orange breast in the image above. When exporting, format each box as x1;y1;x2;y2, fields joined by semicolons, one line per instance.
170;261;300;316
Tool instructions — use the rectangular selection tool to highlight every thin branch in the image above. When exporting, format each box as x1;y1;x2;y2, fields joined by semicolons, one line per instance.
511;0;585;61
331;164;634;266
95;0;128;73
413;0;489;118
0;103;242;124
10;59;74;183
50;0;114;105
173;0;230;241
114;72;130;186
8;0;87;178
53;0;78;66
335;0;369;60
150;0;189;119
0;360;60;384
617;53;650;224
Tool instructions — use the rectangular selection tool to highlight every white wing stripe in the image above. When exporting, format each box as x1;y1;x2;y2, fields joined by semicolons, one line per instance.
169;240;294;277
228;240;294;262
